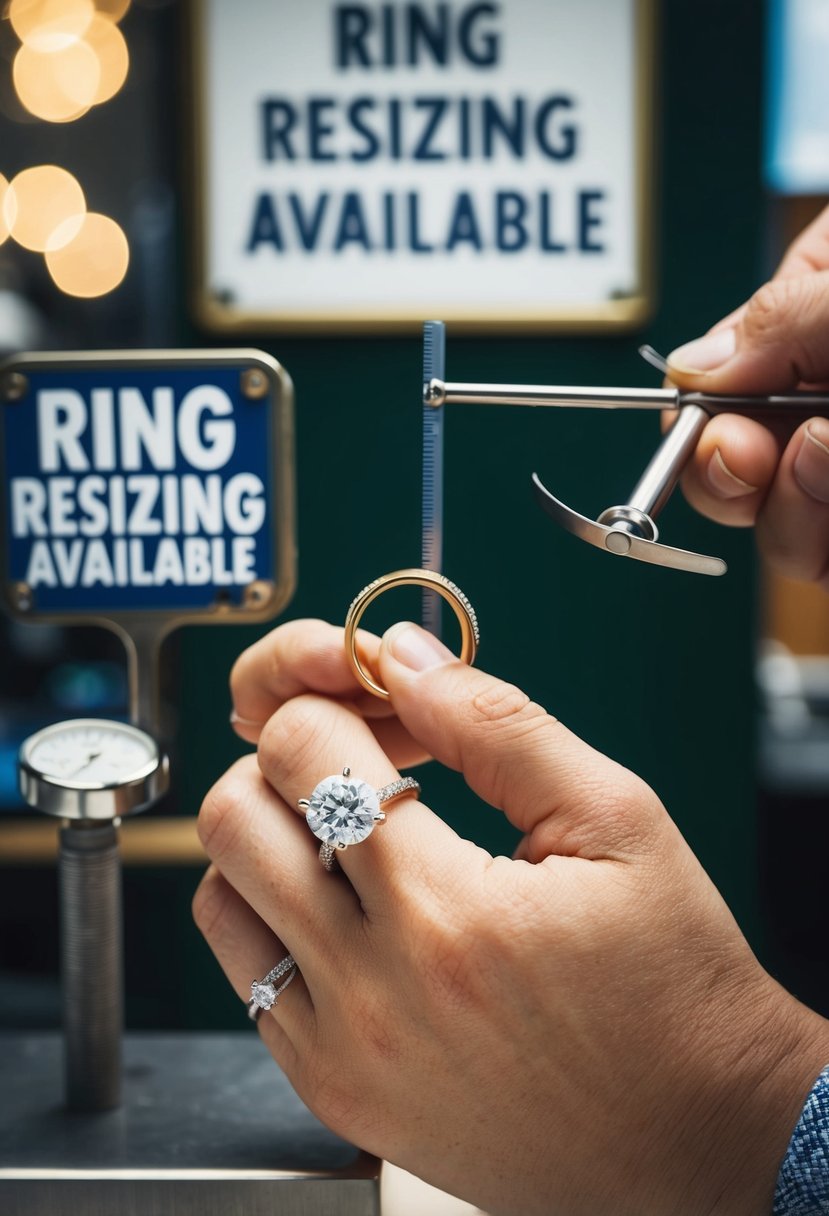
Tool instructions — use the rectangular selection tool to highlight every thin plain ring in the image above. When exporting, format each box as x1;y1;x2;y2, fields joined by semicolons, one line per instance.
344;568;480;700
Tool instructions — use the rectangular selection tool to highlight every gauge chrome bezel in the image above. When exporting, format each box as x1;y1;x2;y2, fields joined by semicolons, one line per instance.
18;719;169;821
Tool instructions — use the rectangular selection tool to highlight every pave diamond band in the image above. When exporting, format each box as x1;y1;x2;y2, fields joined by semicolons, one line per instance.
375;777;422;804
247;953;298;1022
344;567;479;700
300;768;421;870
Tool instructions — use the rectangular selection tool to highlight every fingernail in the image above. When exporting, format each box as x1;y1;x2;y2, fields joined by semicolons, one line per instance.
667;327;736;374
230;709;264;728
384;621;455;671
707;448;758;499
794;422;829;504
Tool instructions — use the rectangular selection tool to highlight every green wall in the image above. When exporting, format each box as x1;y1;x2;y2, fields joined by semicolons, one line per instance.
162;0;766;1029
0;0;770;1038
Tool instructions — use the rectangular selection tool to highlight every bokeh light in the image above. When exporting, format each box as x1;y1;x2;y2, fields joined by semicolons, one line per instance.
45;212;129;297
9;0;94;52
83;14;129;104
3;1;131;298
0;177;11;247
5;166;87;252
10;0;130;121
13;39;100;122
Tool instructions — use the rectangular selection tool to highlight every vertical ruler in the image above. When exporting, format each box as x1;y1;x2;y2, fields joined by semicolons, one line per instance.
421;321;445;638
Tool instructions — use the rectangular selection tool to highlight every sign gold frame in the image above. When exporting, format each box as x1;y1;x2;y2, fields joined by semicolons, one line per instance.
187;0;657;335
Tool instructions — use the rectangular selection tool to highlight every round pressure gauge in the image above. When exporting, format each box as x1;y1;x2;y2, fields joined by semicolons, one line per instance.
19;718;169;821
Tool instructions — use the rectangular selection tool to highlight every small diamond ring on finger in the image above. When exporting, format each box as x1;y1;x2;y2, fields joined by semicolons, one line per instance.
247;953;298;1022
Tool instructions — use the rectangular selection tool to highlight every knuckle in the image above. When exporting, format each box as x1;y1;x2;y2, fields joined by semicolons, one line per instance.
257;695;337;783
228;637;253;690
191;868;229;938
604;766;653;816
197;760;258;858
470;678;533;724
281;617;332;668
588;771;663;850
743;278;826;381
251;621;309;691
466;681;555;810
525;764;661;860
229;619;327;705
743;280;792;337
468;679;550;743
574;763;646;819
229;635;282;714
228;645;259;707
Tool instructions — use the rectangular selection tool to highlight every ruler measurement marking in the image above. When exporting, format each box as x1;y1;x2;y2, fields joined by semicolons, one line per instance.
422;321;445;638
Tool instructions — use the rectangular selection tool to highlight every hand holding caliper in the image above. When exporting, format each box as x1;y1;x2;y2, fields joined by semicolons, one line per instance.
425;354;829;576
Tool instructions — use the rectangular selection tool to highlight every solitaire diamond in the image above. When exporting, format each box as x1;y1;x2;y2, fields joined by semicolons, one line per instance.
251;981;277;1010
306;774;381;847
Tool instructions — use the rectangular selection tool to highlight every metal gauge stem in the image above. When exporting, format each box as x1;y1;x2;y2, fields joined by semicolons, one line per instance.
18;718;168;1112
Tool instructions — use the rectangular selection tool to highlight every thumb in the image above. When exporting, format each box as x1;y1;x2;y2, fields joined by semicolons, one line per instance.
378;621;660;861
666;270;829;393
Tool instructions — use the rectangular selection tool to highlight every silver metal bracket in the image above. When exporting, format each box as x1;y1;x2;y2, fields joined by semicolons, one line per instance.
531;474;726;576
532;398;728;576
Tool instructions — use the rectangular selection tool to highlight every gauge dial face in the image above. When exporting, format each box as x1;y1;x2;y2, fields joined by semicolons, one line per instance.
23;719;158;789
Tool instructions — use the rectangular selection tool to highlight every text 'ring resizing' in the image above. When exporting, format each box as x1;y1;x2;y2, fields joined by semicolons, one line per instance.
300;767;422;870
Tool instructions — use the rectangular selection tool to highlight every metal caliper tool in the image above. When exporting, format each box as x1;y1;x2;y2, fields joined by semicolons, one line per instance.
424;342;829;576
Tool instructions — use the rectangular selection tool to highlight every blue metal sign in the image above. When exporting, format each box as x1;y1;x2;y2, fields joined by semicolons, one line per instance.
0;351;295;623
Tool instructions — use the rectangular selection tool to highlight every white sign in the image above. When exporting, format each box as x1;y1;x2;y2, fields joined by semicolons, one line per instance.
193;0;653;332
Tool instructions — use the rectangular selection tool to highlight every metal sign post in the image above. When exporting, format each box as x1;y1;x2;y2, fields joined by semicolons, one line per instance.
1;348;295;1114
0;352;374;1216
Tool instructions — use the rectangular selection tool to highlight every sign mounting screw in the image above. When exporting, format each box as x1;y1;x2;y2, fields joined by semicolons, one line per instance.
241;368;269;400
10;582;34;612
2;372;29;402
244;580;273;608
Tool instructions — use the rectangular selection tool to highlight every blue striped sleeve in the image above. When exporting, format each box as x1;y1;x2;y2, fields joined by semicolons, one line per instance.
774;1066;829;1215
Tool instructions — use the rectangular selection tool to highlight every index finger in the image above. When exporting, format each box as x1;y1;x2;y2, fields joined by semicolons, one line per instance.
230;618;432;772
230;618;392;738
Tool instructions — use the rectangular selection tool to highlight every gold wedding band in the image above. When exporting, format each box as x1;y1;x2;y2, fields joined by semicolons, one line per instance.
344;568;480;700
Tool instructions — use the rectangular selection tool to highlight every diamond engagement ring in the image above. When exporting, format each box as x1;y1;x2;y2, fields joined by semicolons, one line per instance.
344;567;480;700
247;953;298;1022
300;767;421;870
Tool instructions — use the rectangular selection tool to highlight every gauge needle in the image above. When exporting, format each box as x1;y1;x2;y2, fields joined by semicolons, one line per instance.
67;751;102;776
